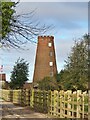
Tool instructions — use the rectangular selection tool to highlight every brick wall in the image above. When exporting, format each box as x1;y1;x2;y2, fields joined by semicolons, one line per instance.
33;36;57;82
0;73;6;81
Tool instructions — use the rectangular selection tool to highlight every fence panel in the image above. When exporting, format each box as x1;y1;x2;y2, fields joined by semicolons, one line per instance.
13;90;21;104
48;90;88;119
1;89;88;119
2;90;11;101
33;89;49;113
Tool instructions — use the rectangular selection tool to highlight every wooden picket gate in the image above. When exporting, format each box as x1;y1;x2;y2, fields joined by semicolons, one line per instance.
1;89;88;118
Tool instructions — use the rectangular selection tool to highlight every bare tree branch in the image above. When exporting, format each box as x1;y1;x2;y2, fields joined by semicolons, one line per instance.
1;2;53;49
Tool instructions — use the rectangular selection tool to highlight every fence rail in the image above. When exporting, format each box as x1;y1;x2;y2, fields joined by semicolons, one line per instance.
1;89;88;118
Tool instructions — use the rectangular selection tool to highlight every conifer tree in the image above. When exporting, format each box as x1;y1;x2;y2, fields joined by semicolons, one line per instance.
10;58;29;89
58;34;88;91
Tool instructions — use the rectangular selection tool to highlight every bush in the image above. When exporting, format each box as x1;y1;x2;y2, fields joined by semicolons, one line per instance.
37;77;59;91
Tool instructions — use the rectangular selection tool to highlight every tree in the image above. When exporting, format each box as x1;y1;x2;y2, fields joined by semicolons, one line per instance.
58;34;88;91
36;77;59;91
55;70;67;90
1;2;16;39
0;1;52;48
10;58;29;89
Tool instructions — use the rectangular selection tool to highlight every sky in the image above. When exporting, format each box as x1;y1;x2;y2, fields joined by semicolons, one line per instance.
0;2;88;82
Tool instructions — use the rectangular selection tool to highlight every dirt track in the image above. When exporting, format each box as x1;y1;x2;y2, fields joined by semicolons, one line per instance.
0;100;49;120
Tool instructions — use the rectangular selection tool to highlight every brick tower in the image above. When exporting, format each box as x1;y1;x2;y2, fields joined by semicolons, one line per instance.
33;36;57;82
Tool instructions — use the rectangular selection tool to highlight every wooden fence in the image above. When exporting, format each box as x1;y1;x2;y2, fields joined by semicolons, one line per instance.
1;89;88;118
48;90;88;118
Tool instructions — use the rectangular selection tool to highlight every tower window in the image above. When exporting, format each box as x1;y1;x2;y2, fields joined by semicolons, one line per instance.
49;62;53;66
50;72;53;77
48;42;52;47
42;38;44;41
49;52;53;56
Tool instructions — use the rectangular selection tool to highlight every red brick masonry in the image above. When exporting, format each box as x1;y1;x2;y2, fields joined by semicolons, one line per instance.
33;36;57;82
0;73;6;81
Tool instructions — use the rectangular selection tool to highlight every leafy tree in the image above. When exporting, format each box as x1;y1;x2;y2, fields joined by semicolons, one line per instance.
36;77;59;91
0;1;52;48
55;70;68;90
58;34;88;91
1;2;16;39
55;70;65;83
10;58;29;89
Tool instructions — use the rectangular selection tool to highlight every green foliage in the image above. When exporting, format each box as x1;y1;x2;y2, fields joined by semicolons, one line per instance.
10;58;29;89
1;2;16;39
58;34;88;91
37;77;59;91
0;1;52;48
55;70;65;83
2;81;9;89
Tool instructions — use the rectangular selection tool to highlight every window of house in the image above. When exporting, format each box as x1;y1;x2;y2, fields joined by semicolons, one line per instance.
49;62;53;66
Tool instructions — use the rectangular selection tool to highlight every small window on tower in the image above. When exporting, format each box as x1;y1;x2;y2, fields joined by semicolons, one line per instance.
42;38;44;41
49;52;53;56
48;42;52;47
49;62;53;66
50;72;53;77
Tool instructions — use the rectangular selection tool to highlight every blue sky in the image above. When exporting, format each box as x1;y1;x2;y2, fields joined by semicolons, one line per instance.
0;2;88;82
